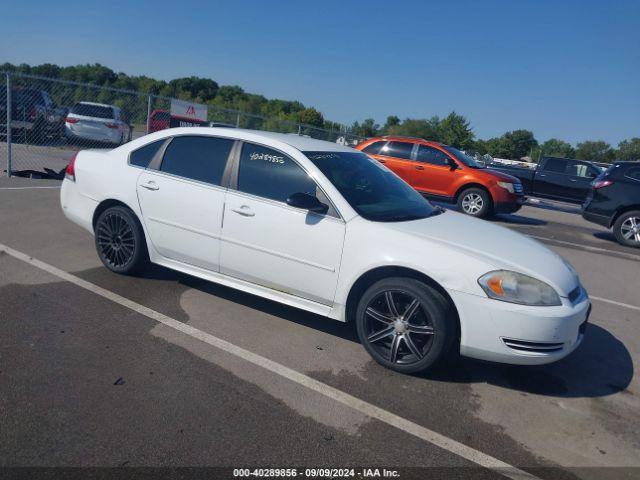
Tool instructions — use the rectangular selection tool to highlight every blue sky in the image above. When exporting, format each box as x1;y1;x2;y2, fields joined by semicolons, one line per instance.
1;0;638;145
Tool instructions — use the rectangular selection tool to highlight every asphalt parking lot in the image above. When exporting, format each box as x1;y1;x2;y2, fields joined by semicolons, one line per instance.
0;176;638;480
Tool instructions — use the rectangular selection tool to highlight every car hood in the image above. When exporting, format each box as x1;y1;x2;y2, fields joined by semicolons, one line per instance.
475;168;521;183
386;211;579;297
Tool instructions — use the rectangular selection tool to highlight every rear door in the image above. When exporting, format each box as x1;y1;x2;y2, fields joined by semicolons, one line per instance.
565;160;600;202
413;145;455;197
376;141;417;184
136;134;235;271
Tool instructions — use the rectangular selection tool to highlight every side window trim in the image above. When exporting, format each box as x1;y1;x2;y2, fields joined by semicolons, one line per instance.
230;140;342;220
128;137;171;170
146;134;237;188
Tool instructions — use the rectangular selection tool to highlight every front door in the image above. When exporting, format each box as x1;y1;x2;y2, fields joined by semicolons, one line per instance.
220;143;345;305
412;145;456;198
136;135;235;271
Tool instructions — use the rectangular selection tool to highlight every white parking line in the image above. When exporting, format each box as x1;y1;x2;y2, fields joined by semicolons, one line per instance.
0;186;61;190
0;242;539;480
527;234;640;262
590;296;640;312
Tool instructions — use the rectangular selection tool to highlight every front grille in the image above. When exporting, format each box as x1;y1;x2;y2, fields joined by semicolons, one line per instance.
502;338;564;353
513;183;524;195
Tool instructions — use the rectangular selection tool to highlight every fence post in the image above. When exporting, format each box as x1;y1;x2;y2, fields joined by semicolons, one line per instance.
6;72;12;178
235;112;240;128
297;124;302;135
146;95;152;134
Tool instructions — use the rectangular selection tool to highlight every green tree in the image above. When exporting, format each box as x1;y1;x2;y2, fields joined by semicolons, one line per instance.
387;117;440;141
575;140;615;163
297;107;324;127
437;112;474;150
540;138;575;158
617;138;640;161
502;129;538;159
382;115;400;133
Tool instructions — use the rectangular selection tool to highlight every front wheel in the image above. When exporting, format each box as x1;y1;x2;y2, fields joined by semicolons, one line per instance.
94;206;148;274
457;188;492;218
613;210;640;248
355;278;455;374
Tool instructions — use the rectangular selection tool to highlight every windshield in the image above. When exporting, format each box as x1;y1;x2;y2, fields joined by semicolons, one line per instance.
304;151;440;222
443;146;484;168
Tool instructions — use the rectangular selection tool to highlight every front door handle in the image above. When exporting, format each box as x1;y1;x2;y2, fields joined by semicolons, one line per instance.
231;206;255;217
415;165;425;170
140;181;159;191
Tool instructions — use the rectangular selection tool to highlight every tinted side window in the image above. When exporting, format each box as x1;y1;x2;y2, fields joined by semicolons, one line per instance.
416;146;450;166
238;143;316;202
625;167;640;181
130;139;165;168
380;141;414;160
160;136;234;185
543;158;567;174
362;141;387;155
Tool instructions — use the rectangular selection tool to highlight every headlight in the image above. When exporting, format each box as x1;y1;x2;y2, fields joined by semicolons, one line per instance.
497;181;514;193
478;270;561;306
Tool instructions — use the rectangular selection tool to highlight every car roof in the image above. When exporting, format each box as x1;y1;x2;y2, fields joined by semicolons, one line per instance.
367;136;444;146
76;101;116;108
152;127;356;153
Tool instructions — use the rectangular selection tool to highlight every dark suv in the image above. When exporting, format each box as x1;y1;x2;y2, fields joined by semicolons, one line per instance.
0;88;64;143
582;161;640;248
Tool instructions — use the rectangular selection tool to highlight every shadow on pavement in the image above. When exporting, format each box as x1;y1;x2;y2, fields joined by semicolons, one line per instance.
491;213;546;226
425;323;633;398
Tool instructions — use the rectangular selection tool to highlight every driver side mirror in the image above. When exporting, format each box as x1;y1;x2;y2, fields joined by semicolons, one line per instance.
286;192;329;214
447;158;459;170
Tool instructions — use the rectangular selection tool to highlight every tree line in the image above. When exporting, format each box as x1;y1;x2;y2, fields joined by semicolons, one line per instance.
2;62;638;162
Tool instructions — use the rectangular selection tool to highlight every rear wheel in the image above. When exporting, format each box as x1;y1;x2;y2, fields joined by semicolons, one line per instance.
613;210;640;248
457;187;492;218
94;206;148;274
355;278;455;374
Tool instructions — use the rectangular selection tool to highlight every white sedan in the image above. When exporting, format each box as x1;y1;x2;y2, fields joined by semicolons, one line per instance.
60;128;590;374
65;101;131;146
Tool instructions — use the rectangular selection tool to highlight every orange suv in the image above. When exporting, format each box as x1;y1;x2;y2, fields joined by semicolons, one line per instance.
356;136;525;218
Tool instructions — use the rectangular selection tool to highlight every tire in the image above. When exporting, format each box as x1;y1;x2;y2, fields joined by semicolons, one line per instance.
613;210;640;248
457;187;492;218
94;206;148;274
355;277;456;374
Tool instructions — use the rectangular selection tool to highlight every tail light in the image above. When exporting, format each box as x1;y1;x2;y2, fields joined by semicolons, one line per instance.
593;179;613;189
105;123;118;129
65;152;79;182
65;117;79;124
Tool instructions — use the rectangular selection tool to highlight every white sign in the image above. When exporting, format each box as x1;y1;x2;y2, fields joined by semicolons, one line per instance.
170;99;208;122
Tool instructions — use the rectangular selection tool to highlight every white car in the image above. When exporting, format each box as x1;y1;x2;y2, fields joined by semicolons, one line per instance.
65;101;132;145
60;128;590;374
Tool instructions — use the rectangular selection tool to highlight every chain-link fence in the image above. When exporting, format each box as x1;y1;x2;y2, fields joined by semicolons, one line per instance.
1;72;365;178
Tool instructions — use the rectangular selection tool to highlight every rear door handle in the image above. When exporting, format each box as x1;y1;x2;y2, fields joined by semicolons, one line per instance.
140;181;159;191
415;165;425;170
231;206;255;217
378;159;386;163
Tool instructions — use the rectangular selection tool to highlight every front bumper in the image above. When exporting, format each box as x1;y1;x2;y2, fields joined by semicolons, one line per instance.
494;196;525;214
450;289;590;365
